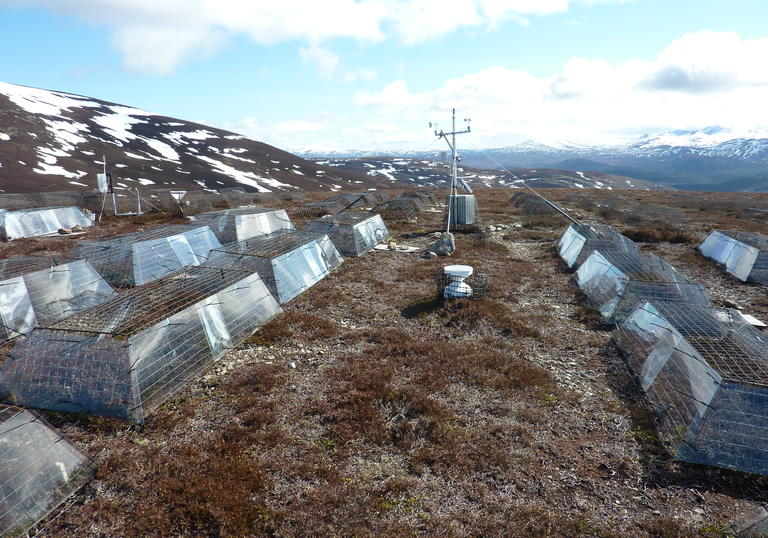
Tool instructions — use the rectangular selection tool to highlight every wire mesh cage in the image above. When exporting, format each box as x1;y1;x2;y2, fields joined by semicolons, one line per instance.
161;191;228;217
375;197;424;220
302;212;389;257
189;207;295;244
251;191;307;204
329;193;368;211
0;207;94;241
575;249;713;324
0;256;117;341
0;192;83;212
71;225;222;287
0;265;282;423
557;224;639;270
699;230;768;284
0;405;93;537
79;190;142;217
614;301;768;475
403;190;438;206
293;199;348;218
219;188;254;209
205;230;344;304
435;267;489;300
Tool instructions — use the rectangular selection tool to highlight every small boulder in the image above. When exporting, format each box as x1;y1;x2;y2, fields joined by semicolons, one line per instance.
427;232;455;256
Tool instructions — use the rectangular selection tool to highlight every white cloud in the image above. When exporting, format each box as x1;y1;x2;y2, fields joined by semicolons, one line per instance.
299;43;376;82
2;0;632;74
353;31;768;148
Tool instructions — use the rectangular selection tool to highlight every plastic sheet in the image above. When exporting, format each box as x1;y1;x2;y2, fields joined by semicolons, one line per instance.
191;207;295;244
302;212;389;257
72;225;221;287
0;405;92;537
0;266;282;423
0;207;93;241
699;230;768;284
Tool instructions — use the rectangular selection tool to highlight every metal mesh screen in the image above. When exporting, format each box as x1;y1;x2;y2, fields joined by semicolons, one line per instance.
293;199;348;218
71;225;221;287
699;230;768;284
190;207;295;244
206;231;344;304
0;256;116;341
302;212;389;257
614;301;768;475
375;197;424;219
0;265;282;423
0;405;92;538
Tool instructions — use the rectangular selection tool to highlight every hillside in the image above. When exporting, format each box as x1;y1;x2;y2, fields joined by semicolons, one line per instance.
0;82;378;193
316;156;669;190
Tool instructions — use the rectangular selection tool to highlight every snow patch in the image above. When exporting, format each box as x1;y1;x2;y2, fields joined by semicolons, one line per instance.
0;82;100;116
0;133;9;141
33;162;86;179
162;129;216;145
195;155;291;192
125;151;151;161
137;178;155;185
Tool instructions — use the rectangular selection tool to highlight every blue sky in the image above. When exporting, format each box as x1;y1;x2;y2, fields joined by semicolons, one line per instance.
1;0;768;150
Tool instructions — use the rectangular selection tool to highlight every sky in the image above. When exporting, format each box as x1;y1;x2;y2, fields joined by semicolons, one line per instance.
1;0;768;152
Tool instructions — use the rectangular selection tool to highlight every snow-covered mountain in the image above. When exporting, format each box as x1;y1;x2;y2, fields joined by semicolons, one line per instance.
0;82;377;193
300;127;768;191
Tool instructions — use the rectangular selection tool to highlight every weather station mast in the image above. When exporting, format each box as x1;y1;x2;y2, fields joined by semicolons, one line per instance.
432;108;473;235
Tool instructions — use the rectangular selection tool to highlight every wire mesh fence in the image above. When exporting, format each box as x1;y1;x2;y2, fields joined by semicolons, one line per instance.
292;199;349;218
575;249;712;324
302;212;389;257
0;405;93;538
375;197;425;220
219;188;254;209
0;207;94;241
0;264;282;423
71;225;221;287
190;207;295;244
557;224;639;270
0;256;116;341
614;301;768;475
205;230;344;304
699;230;768;284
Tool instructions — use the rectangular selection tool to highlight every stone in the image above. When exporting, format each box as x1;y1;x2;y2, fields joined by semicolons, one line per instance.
427;232;455;256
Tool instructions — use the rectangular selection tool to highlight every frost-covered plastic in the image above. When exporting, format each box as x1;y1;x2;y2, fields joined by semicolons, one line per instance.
0;206;93;241
557;224;638;270
0;256;116;341
0;265;282;423
191;207;295;244
71;224;221;287
0;405;92;537
576;249;712;324
698;230;768;284
615;301;768;475
303;212;389;257
206;231;344;303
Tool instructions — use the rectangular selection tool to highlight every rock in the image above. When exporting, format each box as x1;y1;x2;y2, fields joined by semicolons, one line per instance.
423;251;438;259
57;228;72;235
288;362;297;369
427;232;455;256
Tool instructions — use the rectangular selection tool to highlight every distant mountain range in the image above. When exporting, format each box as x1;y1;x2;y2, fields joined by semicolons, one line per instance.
316;157;668;191
300;127;768;192
0;82;376;194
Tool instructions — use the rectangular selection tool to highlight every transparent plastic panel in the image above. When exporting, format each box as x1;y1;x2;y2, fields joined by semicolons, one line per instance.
0;207;93;241
272;237;343;303
0;277;36;341
724;242;759;282
215;273;282;344
576;251;629;318
558;226;586;268
22;260;117;326
0;406;91;537
129;308;212;417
